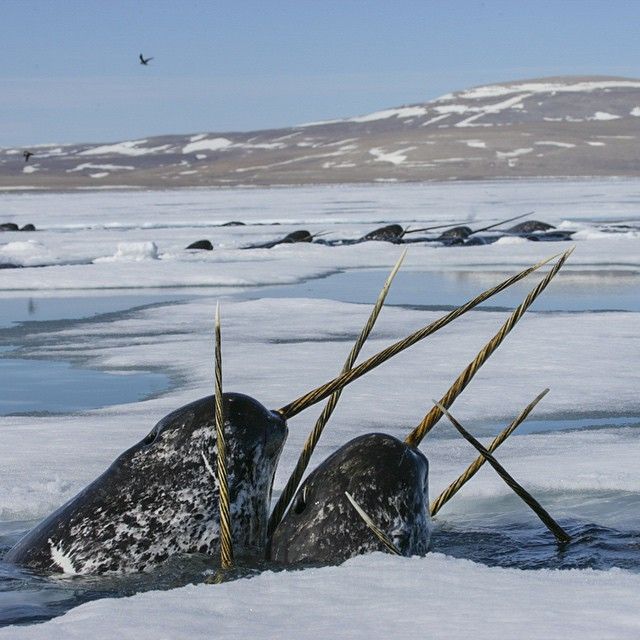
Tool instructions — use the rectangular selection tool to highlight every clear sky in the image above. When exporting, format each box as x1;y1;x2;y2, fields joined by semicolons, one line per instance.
2;0;640;146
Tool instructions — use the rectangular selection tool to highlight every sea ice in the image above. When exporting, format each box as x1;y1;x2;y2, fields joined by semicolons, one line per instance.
0;180;639;635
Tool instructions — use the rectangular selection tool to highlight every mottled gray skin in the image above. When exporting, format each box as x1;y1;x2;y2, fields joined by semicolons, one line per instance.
508;220;556;233
361;224;404;243
6;393;287;575
243;229;312;249
437;225;473;242
270;433;431;565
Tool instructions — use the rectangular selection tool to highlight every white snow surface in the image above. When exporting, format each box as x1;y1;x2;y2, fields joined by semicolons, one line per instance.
496;148;533;159
298;106;427;127
590;111;621;121
368;147;415;165
68;163;135;172
2;554;640;640
93;241;159;263
535;141;576;148
0;240;63;267
181;138;233;154
348;106;428;123
79;140;170;156
1;180;640;636
0;179;639;286
462;139;487;148
432;94;531;128
438;79;640;101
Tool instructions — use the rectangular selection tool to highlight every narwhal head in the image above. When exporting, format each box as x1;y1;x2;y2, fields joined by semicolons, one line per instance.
362;224;405;242
270;433;431;566
6;392;287;574
100;391;288;566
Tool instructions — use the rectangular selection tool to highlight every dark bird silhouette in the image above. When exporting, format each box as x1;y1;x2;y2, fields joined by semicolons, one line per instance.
139;53;153;66
23;151;33;162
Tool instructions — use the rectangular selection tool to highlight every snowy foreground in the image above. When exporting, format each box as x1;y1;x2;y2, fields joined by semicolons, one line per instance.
1;180;639;638
4;554;640;640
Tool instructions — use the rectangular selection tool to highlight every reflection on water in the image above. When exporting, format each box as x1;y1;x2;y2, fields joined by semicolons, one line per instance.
0;355;169;416
0;292;184;415
247;269;640;312
431;490;640;571
432;521;640;571
0;293;189;330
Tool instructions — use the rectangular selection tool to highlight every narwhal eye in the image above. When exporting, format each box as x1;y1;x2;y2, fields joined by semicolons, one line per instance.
142;430;157;446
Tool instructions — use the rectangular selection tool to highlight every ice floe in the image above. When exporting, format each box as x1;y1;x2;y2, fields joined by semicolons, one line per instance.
1;181;639;637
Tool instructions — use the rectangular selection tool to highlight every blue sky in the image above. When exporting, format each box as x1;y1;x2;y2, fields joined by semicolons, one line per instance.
2;0;640;146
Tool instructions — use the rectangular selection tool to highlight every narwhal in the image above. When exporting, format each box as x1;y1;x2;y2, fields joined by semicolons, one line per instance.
270;249;572;565
6;254;556;574
241;229;318;249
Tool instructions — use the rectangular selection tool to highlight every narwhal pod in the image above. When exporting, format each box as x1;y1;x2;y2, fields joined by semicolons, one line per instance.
270;433;431;565
6;393;287;574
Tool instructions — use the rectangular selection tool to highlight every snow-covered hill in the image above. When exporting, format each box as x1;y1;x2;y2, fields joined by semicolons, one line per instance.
2;76;640;188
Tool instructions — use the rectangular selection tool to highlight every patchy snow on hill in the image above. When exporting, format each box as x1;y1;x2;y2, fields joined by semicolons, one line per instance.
534;141;576;148
590;111;621;121
369;147;415;165
182;138;233;154
439;79;640;101
80;140;171;156
68;163;135;173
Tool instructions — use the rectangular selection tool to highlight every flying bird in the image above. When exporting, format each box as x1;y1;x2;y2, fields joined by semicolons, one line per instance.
23;151;33;162
139;53;153;66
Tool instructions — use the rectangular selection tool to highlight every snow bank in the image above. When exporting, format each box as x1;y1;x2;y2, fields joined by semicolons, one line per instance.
589;112;621;121
494;236;528;245
0;241;58;267
93;242;159;263
2;554;639;640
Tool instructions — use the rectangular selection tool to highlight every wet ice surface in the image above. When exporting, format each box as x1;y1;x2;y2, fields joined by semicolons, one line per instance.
246;268;640;312
0;181;639;637
0;292;190;329
0;354;169;416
